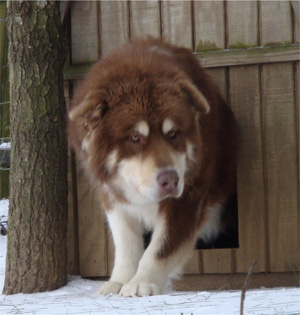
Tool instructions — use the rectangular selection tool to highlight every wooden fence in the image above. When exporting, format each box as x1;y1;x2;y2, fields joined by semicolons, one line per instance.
65;1;300;289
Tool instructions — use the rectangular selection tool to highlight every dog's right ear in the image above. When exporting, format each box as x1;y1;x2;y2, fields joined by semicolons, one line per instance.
69;92;108;130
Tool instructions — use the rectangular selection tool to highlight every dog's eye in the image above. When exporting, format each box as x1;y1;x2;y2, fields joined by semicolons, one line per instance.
130;134;140;143
168;130;177;139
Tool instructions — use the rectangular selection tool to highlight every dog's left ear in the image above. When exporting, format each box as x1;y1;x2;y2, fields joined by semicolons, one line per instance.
69;91;108;130
179;80;210;114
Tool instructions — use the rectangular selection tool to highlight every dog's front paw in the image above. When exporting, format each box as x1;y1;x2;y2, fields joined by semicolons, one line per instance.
96;281;123;295
119;282;160;297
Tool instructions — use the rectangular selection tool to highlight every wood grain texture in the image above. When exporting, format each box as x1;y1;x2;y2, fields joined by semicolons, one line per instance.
175;272;299;291
194;1;225;51
184;251;200;275
64;45;300;80
227;1;258;48
259;0;293;45
77;168;108;277
71;1;99;63
292;1;300;43
262;63;299;272
196;45;300;68
227;0;266;273
161;0;192;48
296;61;300;274
202;249;233;274
130;0;160;38
100;1;129;57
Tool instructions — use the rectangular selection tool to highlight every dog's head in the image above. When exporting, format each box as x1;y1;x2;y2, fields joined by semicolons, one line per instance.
69;53;210;204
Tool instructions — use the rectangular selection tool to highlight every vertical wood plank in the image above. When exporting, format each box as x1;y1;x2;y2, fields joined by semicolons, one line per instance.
262;63;299;272
202;249;233;274
227;0;266;273
130;0;160;38
227;1;258;48
229;66;266;273
260;1;298;272
71;1;99;63
161;0;192;48
296;61;300;273
292;1;300;43
100;1;129;56
194;1;225;51
259;0;293;46
77;168;108;277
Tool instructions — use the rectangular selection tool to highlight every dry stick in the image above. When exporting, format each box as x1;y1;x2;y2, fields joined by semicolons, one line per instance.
240;260;257;315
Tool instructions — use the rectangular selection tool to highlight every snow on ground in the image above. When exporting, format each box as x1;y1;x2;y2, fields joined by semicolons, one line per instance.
0;199;299;315
0;142;10;150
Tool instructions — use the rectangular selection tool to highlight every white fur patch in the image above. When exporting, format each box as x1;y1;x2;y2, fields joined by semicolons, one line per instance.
81;137;90;151
119;214;168;296
117;155;159;203
106;149;118;172
119;214;196;297
101;207;144;288
170;152;187;197
198;204;223;242
186;141;196;162
135;120;149;137
162;118;175;135
148;45;173;58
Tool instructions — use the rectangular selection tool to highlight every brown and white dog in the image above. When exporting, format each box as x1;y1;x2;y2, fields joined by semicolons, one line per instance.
68;38;237;297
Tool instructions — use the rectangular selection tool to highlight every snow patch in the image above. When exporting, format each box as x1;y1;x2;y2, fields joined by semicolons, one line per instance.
0;142;10;150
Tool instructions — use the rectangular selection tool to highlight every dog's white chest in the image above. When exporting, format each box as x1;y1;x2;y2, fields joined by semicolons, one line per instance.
122;202;159;230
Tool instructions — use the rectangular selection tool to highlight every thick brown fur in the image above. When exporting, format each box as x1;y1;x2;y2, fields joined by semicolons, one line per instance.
68;38;237;296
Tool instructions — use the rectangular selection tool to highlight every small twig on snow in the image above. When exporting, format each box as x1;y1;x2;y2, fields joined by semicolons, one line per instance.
240;260;257;315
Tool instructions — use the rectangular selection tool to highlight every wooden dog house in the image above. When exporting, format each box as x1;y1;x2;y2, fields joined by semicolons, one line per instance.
64;1;300;290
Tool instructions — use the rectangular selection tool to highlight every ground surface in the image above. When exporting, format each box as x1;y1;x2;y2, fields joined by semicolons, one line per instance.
0;199;299;315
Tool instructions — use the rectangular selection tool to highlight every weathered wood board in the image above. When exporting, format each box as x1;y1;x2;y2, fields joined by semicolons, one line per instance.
71;1;99;63
130;0;160;38
100;1;129;56
261;63;299;272
161;1;192;48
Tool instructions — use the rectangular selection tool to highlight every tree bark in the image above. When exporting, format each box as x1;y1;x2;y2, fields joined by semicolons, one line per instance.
3;1;68;294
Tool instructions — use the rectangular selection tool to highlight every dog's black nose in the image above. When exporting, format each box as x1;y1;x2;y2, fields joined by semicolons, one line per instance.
157;169;179;194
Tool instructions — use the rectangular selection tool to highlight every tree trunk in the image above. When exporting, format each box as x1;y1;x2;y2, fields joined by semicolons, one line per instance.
3;1;68;294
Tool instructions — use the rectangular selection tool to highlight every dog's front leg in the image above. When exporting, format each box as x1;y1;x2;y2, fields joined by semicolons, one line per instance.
97;206;144;295
119;213;196;297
